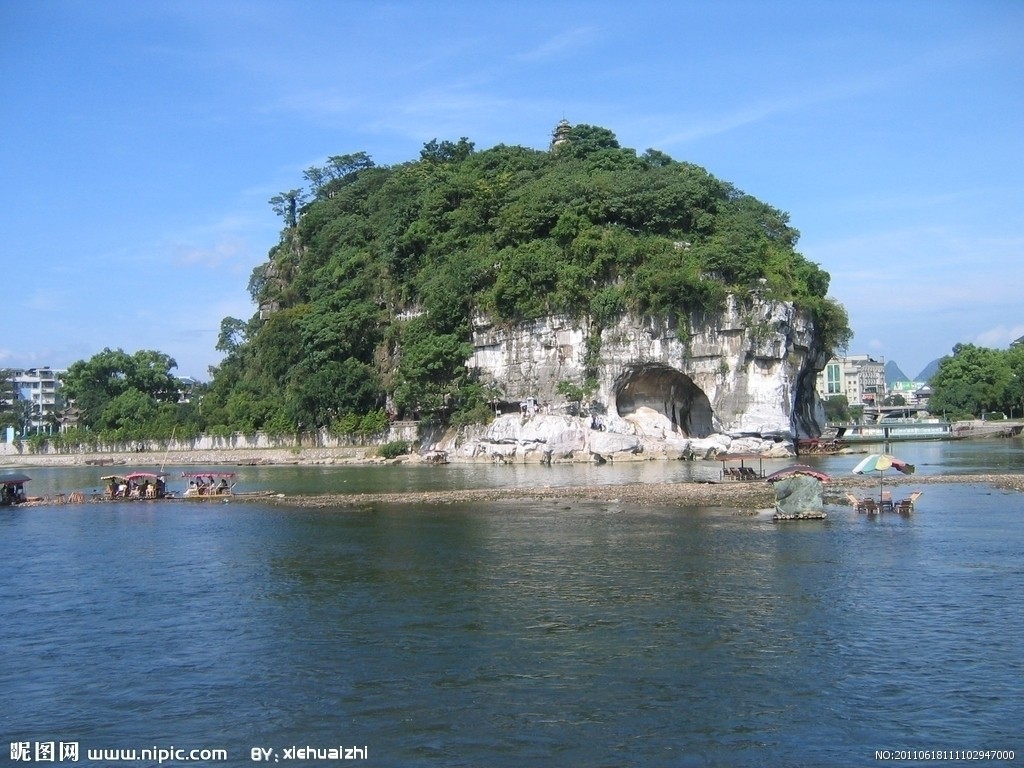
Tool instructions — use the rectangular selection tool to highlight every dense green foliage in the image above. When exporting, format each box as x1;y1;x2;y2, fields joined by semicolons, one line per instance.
0;368;25;434
205;125;849;432
378;440;411;459
35;128;1024;443
8;127;855;444
822;394;862;424
59;348;203;440
207;124;849;433
928;343;1024;419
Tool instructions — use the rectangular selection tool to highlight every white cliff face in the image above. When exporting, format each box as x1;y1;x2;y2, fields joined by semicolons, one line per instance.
450;296;825;463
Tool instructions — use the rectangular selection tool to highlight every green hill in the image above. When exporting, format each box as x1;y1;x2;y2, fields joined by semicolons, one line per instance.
917;359;942;382
885;360;909;386
203;123;849;434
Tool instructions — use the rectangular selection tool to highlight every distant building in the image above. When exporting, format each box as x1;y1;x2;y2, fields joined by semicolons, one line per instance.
3;367;198;439
888;379;932;407
914;384;932;408
3;367;65;436
816;355;886;405
175;376;200;404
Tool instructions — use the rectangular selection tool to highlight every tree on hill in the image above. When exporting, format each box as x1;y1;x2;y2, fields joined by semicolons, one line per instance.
210;123;850;434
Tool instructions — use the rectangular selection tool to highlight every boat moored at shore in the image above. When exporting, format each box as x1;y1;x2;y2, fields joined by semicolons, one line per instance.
1;472;31;505
832;416;1023;445
833;418;955;444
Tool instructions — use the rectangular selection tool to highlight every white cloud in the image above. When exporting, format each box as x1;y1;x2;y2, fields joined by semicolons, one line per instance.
974;325;1024;350
173;234;252;271
515;26;601;62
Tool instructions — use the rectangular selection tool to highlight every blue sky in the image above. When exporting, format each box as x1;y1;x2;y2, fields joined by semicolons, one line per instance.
2;1;1021;382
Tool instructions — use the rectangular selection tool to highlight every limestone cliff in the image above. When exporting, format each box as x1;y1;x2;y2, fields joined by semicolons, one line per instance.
443;296;828;462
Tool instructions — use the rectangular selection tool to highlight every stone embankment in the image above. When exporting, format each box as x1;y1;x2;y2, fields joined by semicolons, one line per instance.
0;446;380;469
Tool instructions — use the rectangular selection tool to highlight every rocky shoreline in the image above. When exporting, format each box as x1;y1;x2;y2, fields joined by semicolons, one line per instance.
270;472;1024;509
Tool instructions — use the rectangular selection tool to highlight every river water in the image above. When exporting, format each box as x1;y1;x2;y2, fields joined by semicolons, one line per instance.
2;439;1022;766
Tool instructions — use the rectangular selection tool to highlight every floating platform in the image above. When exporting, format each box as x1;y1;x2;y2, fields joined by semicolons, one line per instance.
773;511;827;521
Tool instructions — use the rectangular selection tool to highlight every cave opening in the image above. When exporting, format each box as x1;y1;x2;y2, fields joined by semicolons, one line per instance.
613;364;714;438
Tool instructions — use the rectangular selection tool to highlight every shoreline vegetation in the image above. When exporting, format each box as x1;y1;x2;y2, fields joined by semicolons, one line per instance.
4;446;1024;508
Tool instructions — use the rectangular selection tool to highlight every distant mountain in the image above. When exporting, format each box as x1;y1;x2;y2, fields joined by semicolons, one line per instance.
885;360;909;386
916;359;942;382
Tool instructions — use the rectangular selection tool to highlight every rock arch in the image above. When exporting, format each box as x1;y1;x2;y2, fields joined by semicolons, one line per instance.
613;363;714;438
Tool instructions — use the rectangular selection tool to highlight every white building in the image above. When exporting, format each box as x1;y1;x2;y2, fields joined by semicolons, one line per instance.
3;367;65;435
816;355;885;405
888;379;932;407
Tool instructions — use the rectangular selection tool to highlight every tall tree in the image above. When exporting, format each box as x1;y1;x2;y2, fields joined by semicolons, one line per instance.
0;368;15;409
216;317;249;354
62;348;180;430
928;344;1013;417
269;189;308;229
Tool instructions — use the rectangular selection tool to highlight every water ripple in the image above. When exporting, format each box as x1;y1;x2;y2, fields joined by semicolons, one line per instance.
2;481;1023;764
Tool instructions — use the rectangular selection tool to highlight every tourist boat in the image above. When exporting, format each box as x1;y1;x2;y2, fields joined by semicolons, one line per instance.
832;417;955;444
101;471;171;499
91;470;273;502
179;471;276;500
0;472;31;505
950;420;1024;439
182;471;237;498
795;437;845;455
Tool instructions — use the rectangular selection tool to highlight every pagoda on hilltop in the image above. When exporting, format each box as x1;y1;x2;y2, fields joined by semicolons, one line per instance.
550;118;571;151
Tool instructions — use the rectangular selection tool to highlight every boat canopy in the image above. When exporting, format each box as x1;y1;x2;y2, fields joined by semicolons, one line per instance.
717;453;766;469
0;472;31;485
765;464;832;483
182;471;237;479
